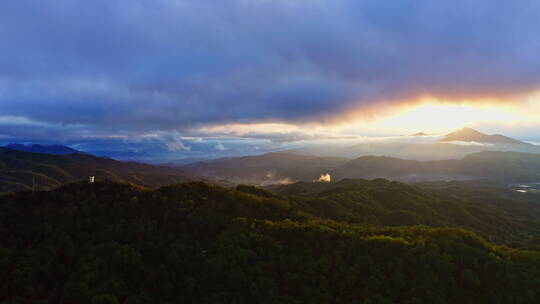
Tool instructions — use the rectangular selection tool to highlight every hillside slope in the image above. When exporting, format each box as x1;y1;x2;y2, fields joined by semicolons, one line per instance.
1;180;540;303
270;178;540;244
183;152;348;184
331;151;540;182
4;143;84;155
0;148;190;192
183;150;540;184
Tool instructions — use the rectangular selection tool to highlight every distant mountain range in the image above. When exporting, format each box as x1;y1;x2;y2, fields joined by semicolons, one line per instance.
439;127;530;145
183;150;540;184
331;150;540;182
3;143;84;155
182;152;348;185
3;128;540;192
296;128;539;160
0;147;190;193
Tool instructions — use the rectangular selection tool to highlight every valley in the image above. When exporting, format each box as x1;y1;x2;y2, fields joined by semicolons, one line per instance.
2;130;540;303
4;3;540;302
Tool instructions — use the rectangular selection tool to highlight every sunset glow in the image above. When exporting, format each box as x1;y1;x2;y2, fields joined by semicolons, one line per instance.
3;0;540;155
193;100;540;142
369;102;538;134
5;2;540;300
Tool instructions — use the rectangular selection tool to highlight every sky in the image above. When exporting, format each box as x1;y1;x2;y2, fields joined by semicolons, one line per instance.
2;0;540;158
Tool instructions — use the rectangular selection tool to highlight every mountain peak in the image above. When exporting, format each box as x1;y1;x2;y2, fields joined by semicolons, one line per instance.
457;127;482;133
440;128;528;145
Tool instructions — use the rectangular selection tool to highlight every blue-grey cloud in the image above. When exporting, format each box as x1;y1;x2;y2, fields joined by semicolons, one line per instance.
1;0;540;140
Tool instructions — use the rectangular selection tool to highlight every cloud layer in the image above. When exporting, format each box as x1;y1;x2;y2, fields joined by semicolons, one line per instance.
2;0;540;140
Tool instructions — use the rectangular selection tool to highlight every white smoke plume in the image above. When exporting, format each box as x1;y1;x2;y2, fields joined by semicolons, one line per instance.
280;177;294;184
317;173;331;182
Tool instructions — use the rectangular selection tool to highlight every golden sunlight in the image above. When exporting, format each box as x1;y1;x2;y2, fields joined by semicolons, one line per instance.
368;102;538;134
197;98;540;140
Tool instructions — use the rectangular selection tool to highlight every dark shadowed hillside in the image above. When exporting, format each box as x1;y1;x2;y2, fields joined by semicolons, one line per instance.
182;152;349;184
269;178;540;244
331;151;540;182
4;143;84;155
0;148;190;192
182;150;540;184
1;180;540;303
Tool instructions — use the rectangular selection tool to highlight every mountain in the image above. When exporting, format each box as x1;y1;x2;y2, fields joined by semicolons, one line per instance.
91;150;151;159
331;151;540;182
4;143;84;155
182;152;349;185
294;128;539;160
2;180;540;303
268;178;540;243
182;150;540;184
314;140;488;160
0;147;190;193
440;127;530;145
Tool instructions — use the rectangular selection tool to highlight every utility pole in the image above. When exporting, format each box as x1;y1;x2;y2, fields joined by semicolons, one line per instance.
32;176;35;195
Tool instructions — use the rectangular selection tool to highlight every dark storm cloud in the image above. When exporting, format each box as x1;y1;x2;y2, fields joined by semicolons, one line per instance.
1;0;540;139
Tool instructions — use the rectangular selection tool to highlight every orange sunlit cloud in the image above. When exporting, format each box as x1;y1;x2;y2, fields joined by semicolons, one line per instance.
368;102;538;133
196;95;540;140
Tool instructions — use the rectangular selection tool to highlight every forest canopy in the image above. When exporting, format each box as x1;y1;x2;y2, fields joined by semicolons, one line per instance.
1;180;540;303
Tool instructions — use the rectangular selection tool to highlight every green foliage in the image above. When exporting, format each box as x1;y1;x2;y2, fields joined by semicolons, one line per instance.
1;180;540;303
331;151;540;182
0;148;190;193
272;179;540;244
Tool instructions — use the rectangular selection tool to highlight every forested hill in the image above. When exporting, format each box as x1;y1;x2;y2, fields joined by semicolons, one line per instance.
4;143;83;155
0;148;190;193
182;152;349;184
269;178;540;245
331;151;540;182
181;150;540;184
2;180;540;303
